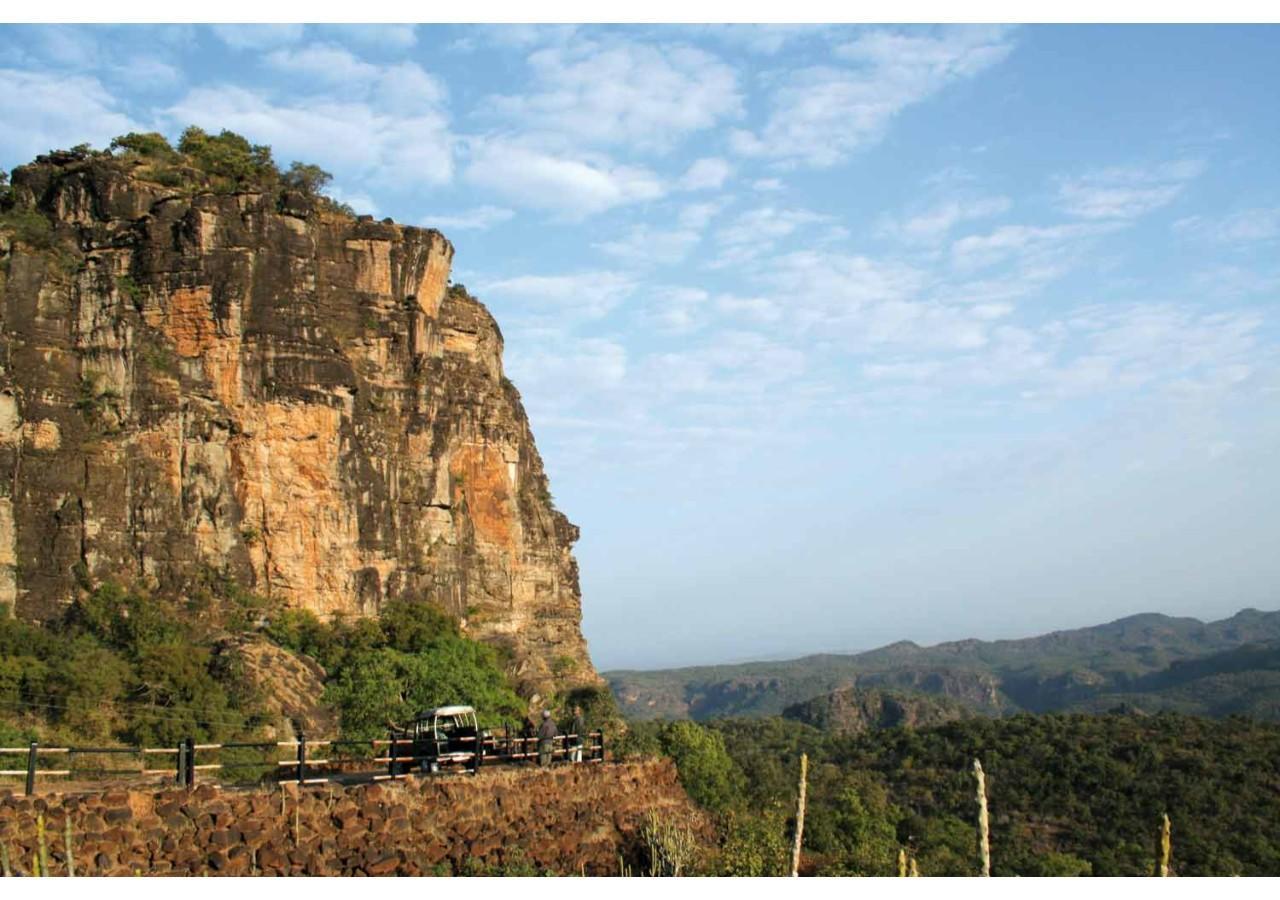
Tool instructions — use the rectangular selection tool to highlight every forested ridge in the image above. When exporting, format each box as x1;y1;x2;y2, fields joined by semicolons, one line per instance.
623;712;1280;876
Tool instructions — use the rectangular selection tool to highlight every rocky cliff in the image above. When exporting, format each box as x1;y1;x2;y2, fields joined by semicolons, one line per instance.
0;150;597;698
781;686;974;736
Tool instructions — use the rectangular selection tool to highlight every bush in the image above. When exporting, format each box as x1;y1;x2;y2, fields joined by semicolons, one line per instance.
0;582;269;746
717;809;790;876
281;161;332;196
0;207;54;249
657;720;747;813
177;126;278;188
264;597;527;739
110;132;178;161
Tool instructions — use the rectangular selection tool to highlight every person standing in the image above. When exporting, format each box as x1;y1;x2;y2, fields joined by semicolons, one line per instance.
569;705;586;763
537;709;559;767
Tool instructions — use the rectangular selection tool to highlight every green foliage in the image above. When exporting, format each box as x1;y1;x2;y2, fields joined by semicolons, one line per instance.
115;275;144;303
717;810;790;876
110;132;177;160
0;582;269;746
281;161;332;196
653;720;747;813
0;207;54;250
177;126;279;190
693;712;1280;876
264;597;526;739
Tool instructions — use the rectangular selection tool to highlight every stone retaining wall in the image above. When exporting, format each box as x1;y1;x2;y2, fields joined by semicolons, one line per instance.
0;760;706;876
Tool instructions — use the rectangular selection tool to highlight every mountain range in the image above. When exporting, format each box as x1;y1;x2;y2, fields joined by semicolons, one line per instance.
607;608;1280;722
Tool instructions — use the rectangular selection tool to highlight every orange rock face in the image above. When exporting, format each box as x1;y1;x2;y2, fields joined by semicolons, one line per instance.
0;154;599;698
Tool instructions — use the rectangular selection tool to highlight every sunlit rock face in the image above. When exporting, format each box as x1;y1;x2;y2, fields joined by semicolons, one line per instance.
0;153;598;698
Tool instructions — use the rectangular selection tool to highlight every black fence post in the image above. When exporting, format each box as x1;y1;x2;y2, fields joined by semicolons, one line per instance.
24;741;37;796
296;732;307;785
597;729;605;762
185;737;196;788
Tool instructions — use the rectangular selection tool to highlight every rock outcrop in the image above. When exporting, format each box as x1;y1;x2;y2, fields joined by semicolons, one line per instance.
0;152;597;697
782;686;975;736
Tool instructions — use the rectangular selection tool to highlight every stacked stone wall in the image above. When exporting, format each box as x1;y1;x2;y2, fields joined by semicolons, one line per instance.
0;760;706;876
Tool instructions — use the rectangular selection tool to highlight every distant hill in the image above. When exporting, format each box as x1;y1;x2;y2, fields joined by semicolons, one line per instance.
781;686;975;736
606;608;1280;721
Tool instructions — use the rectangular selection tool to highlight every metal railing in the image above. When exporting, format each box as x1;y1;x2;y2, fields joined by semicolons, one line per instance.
0;727;606;795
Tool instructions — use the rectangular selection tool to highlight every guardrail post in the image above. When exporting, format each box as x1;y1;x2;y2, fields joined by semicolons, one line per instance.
296;732;307;785
598;729;605;762
25;741;37;796
185;737;196;788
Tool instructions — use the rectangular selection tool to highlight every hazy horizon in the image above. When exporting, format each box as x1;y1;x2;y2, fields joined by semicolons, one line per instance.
3;24;1277;673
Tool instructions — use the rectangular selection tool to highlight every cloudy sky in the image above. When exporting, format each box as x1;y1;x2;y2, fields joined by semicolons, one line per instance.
2;24;1278;669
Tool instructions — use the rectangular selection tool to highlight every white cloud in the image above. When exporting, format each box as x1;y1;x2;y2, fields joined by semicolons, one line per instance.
711;206;833;267
488;37;742;153
0;68;137;163
506;334;628;409
752;178;784;192
428;206;515;232
731;26;1014;167
264;46;446;112
1056;160;1204;220
596;224;704;267
880;195;1010;244
165;81;453;188
477;271;636;320
463;139;663;219
1175;208;1280;245
313;24;418;50
637;286;711;334
597;201;724;266
209;25;304;51
950;222;1119;271
678;157;732;191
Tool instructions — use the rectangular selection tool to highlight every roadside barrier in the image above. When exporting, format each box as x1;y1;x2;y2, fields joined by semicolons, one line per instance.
0;728;605;795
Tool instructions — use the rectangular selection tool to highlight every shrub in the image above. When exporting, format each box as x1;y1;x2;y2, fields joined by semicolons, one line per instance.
281;161;332;196
657;720;747;813
0;207;54;250
717;809;790;876
177;126;279;188
110;132;178;161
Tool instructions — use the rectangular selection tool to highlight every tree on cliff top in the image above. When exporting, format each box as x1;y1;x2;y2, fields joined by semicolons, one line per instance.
177;126;279;187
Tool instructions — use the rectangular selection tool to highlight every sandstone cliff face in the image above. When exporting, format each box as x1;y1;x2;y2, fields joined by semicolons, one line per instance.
0;153;596;697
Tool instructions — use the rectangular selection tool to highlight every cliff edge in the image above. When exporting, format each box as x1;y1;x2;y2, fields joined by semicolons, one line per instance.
0;148;597;698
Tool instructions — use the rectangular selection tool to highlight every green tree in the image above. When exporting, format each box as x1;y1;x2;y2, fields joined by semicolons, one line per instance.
110;132;177;160
177;126;278;187
281;161;333;196
658;721;747;813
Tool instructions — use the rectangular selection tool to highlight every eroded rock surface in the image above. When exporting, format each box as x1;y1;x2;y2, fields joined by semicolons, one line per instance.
0;154;598;697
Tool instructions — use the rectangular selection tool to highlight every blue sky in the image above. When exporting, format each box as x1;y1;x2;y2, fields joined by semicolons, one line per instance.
2;24;1278;669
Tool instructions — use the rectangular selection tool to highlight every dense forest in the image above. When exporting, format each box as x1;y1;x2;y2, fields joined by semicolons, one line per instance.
622;712;1280;876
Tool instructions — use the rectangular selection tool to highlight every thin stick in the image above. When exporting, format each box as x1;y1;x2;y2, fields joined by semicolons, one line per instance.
974;758;990;877
64;815;75;877
790;752;808;877
36;813;48;877
1158;813;1171;877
